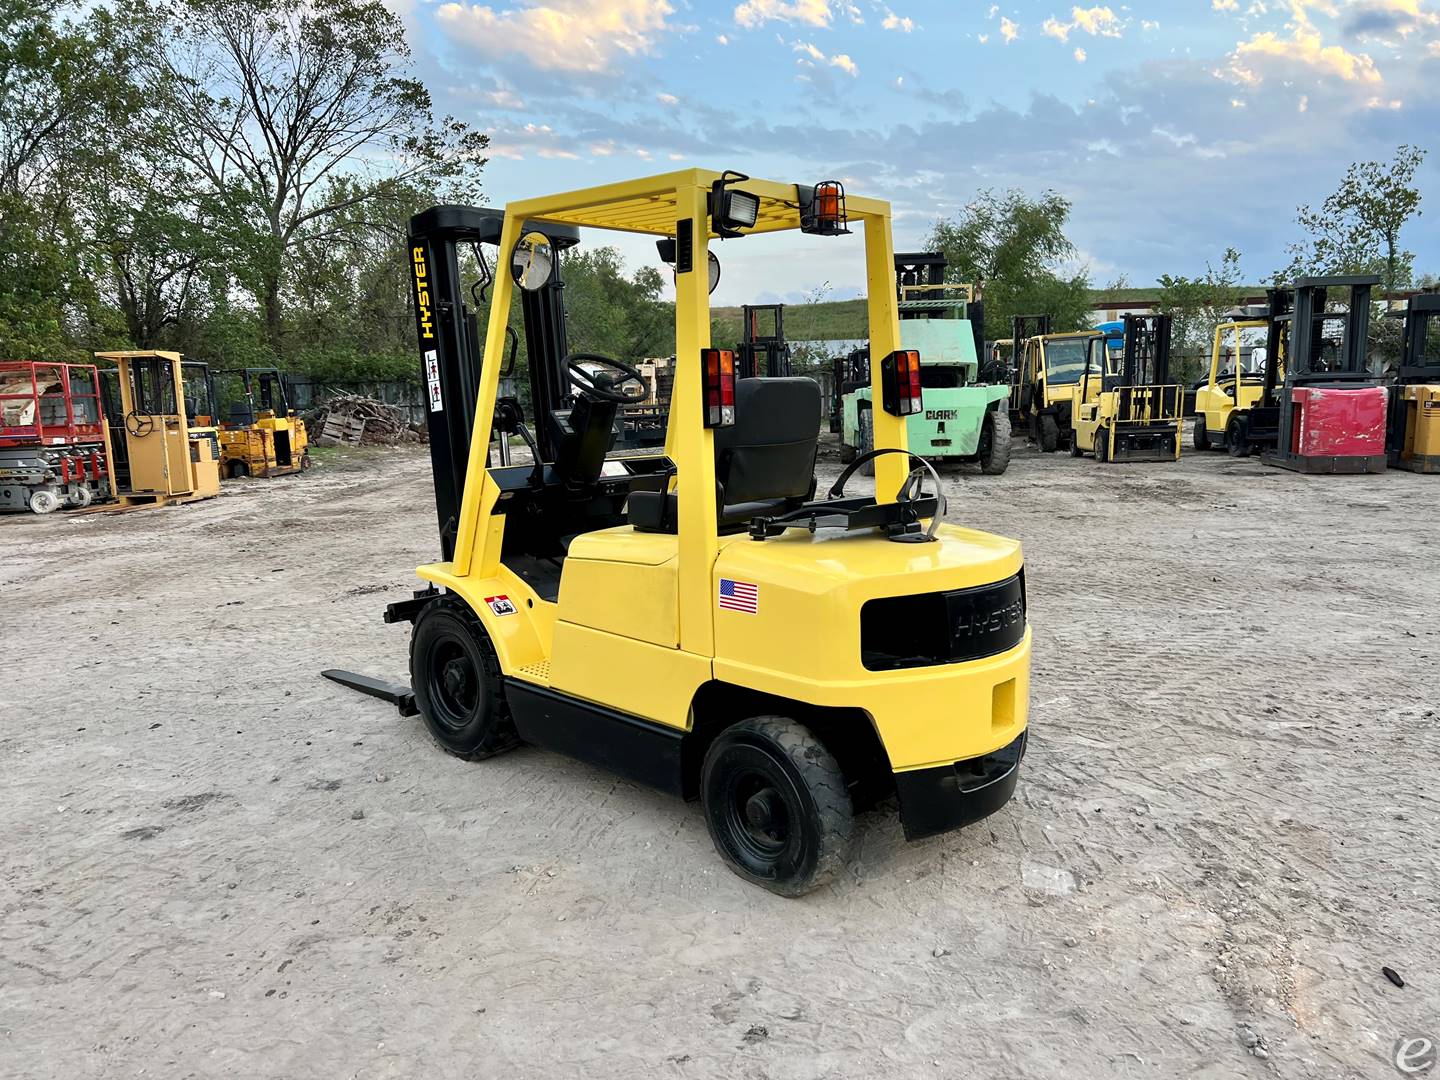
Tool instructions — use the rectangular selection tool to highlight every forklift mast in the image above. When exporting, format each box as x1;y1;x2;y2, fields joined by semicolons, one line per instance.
895;252;985;361
1400;293;1440;379
1118;313;1172;388
736;304;792;379
405;206;580;559
1260;276;1375;406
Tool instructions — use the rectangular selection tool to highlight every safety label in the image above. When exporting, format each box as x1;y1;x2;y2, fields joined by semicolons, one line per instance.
425;350;442;412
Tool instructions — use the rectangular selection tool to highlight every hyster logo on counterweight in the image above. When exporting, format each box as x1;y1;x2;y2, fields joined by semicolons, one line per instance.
412;246;434;340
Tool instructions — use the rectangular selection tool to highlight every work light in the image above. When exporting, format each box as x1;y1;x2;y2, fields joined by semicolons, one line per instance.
709;171;759;238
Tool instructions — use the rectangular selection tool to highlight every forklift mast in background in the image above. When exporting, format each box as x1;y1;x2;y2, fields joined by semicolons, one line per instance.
405;206;580;560
736;304;792;378
895;252;985;362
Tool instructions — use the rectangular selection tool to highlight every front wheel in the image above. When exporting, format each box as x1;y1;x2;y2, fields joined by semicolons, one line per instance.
410;597;519;760
979;409;1011;475
1226;414;1249;458
1095;427;1110;463
701;717;854;897
1192;416;1211;452
29;487;61;514
1037;413;1060;453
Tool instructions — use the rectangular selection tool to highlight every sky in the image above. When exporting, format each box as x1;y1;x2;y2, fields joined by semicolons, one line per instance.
393;0;1440;305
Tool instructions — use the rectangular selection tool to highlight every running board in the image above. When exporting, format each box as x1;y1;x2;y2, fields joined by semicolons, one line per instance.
321;669;418;717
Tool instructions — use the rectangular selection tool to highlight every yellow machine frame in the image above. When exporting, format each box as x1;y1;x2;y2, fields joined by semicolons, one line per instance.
216;369;310;478
1193;320;1270;452
368;170;1032;893
95;350;221;507
1072;332;1184;463
1012;331;1104;451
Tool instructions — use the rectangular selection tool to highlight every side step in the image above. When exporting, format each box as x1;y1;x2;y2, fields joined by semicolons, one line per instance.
321;669;418;717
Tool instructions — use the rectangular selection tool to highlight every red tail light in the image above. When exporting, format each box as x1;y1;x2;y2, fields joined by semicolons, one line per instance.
702;348;736;427
881;349;923;416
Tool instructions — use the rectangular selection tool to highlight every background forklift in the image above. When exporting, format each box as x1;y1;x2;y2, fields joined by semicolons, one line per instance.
735;304;793;379
1191;312;1270;452
1225;275;1388;473
835;253;1011;475
1072;314;1183;462
1387;293;1440;472
95;350;221;507
326;170;1032;896
214;367;311;478
1009;315;1102;452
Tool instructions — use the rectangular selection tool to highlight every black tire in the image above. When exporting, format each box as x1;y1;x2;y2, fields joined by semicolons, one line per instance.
1069;430;1083;457
228;459;250;479
1226;414;1249;458
701;716;854;897
1192;416;1211;452
979;408;1011;474
858;408;875;477
1037;413;1060;453
839;441;856;464
409;597;519;760
1095;426;1109;463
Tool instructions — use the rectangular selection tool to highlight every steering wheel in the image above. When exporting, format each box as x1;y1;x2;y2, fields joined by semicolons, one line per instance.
828;448;948;543
565;353;646;404
125;410;155;437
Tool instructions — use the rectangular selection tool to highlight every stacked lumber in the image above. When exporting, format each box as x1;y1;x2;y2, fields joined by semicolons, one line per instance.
309;394;424;447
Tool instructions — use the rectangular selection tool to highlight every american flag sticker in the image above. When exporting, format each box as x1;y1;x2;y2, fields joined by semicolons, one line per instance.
718;578;759;614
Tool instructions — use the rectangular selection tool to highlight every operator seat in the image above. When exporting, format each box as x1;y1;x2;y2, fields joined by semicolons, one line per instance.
628;377;820;534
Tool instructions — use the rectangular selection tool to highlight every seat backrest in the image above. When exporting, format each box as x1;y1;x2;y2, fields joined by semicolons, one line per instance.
713;378;820;504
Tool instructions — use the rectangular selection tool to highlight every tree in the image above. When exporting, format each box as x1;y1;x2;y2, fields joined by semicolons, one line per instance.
926;188;1091;344
560;247;672;361
1155;247;1246;354
149;0;488;356
1281;144;1427;292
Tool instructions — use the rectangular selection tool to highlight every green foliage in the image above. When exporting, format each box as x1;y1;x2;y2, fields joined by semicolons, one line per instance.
1280;145;1427;291
1155;247;1247;353
560;247;672;361
925;188;1092;340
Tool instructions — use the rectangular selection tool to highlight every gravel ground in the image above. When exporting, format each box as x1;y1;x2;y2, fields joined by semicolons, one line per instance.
1;439;1436;1080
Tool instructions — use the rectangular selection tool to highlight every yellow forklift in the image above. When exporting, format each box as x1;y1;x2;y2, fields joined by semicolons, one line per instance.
1010;315;1103;452
95;350;221;507
326;171;1032;895
1387;293;1440;472
215;367;311;478
1191;313;1270;453
1072;314;1183;462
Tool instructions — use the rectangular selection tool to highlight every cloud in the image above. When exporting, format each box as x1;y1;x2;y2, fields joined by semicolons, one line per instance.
1000;15;1018;41
1074;46;1087;61
1042;5;1123;42
1213;0;1238;11
434;0;676;74
1343;0;1439;38
733;0;832;28
1233;25;1382;82
882;8;915;31
793;39;858;75
656;91;678;105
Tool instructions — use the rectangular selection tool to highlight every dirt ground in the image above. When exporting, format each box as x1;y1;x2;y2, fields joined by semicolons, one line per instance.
2;439;1437;1080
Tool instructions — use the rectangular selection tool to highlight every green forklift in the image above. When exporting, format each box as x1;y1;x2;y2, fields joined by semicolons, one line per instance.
835;253;1011;475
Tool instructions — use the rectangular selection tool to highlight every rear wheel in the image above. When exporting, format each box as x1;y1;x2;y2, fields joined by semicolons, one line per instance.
67;485;93;509
701;716;854;897
1037;413;1060;453
410;597;519;760
1095;427;1109;463
1226;414;1249;458
1192;416;1211;452
227;459;250;479
28;487;61;514
858;408;875;477
978;409;1011;475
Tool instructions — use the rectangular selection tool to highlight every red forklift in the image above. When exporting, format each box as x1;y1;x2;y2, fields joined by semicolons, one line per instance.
0;361;114;513
1228;275;1388;474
